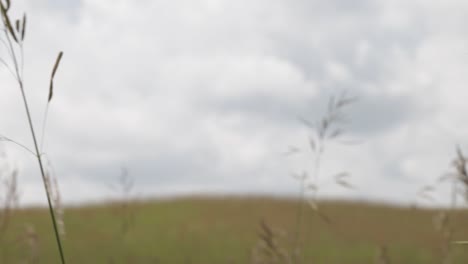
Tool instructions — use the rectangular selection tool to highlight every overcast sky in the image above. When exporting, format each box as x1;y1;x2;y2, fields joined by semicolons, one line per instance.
0;0;467;206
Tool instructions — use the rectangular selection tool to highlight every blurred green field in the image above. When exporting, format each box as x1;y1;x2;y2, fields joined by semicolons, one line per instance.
1;196;468;263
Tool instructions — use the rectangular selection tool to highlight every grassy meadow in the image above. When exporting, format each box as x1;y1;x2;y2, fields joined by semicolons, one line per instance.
3;1;468;263
1;197;468;263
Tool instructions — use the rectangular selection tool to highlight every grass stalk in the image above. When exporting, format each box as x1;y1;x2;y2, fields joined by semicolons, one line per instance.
289;91;356;263
0;2;66;263
18;80;66;263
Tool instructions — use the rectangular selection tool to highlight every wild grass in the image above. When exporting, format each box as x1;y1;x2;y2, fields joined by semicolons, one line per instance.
281;90;358;263
0;197;467;263
414;146;468;264
251;219;291;264
0;151;19;263
436;147;468;263
0;0;65;262
1;1;468;264
109;167;137;238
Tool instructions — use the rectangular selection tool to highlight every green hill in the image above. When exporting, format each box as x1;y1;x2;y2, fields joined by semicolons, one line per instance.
1;197;467;263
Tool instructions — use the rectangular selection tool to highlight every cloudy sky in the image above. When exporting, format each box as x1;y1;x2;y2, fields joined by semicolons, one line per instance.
0;0;467;206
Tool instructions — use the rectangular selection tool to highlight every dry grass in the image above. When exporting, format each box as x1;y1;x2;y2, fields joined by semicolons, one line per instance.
0;155;18;241
285;90;358;263
251;219;291;264
0;151;19;264
109;167;137;238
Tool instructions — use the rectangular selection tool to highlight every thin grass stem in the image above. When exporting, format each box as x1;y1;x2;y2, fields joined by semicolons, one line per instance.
17;79;66;264
1;6;66;262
